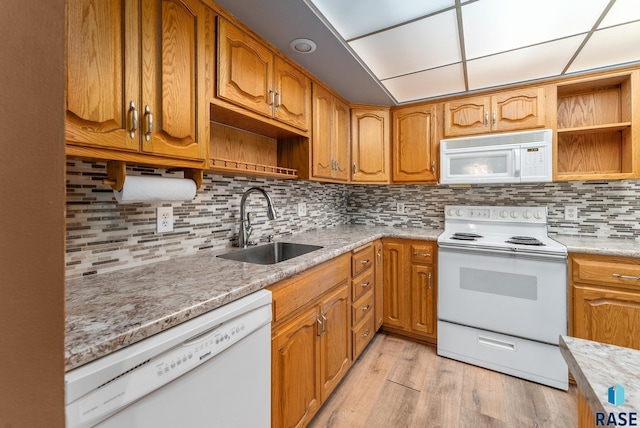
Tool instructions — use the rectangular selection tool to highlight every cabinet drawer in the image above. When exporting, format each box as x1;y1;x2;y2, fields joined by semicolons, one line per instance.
352;290;374;326
269;253;350;323
572;255;640;289
352;244;374;276
351;268;374;302
353;312;375;359
410;242;434;265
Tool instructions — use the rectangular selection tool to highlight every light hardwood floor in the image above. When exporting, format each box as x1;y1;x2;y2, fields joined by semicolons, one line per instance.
309;333;577;428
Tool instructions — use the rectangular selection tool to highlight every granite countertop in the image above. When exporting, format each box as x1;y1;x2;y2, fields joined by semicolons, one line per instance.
560;336;640;418
66;225;639;372
553;235;640;258
65;225;441;371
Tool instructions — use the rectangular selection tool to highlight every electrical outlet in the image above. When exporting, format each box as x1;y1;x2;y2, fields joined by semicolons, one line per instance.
297;202;307;217
157;206;174;233
565;205;578;221
397;202;405;214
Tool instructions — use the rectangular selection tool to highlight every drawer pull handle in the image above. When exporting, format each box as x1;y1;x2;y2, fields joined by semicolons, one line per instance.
612;273;640;281
361;281;370;288
361;259;370;265
414;253;431;257
362;329;370;338
361;304;371;312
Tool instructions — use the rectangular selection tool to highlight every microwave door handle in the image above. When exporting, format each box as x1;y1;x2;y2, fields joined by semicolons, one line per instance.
514;149;521;177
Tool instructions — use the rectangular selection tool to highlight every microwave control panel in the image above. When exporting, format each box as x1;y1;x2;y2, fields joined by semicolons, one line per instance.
521;146;548;178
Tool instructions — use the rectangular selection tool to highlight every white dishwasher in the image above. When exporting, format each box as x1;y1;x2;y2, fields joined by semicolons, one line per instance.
65;290;272;428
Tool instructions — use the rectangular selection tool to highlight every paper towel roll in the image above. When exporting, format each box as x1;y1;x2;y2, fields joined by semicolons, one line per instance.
114;175;197;203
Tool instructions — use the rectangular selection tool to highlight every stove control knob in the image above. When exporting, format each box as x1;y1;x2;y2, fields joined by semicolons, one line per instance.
500;210;508;218
523;210;532;219
456;209;463;217
447;208;456;216
510;211;519;218
534;211;544;219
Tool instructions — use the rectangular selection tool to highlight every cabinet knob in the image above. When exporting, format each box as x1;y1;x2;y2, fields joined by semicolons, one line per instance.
361;329;370;338
361;259;370;265
361;304;371;312
484;111;489;127
361;281;370;288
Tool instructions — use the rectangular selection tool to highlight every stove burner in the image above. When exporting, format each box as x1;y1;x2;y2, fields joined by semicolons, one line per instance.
451;232;483;241
505;236;545;246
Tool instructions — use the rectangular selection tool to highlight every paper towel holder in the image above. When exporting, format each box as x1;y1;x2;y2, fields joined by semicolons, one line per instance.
102;160;204;191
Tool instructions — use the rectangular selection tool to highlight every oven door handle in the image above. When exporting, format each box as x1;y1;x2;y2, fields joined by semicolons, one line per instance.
438;243;567;261
513;149;521;178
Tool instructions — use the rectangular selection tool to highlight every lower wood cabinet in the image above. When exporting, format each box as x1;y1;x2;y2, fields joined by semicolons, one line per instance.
350;242;377;360
382;239;437;342
269;253;352;428
570;253;640;350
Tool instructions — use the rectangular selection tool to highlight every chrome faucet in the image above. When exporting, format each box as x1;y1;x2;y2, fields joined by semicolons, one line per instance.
238;187;277;248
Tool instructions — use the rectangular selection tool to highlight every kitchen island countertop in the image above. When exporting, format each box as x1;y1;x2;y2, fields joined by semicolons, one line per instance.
65;225;440;371
560;336;640;420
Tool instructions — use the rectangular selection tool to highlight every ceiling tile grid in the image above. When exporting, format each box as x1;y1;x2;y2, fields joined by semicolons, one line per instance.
309;0;640;104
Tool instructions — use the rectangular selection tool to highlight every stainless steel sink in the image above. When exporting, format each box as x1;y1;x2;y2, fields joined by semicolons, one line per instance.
217;242;323;265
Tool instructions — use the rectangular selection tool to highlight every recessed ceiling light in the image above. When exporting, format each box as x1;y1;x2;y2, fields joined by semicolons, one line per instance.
290;38;317;54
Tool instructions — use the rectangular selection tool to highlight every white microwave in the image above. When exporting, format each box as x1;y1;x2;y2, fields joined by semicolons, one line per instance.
440;129;552;185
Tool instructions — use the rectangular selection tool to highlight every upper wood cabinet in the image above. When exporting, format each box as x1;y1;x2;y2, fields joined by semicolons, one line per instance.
66;0;210;161
217;18;311;131
311;83;350;182
555;70;639;181
351;107;390;183
443;87;546;137
392;103;438;183
570;253;640;350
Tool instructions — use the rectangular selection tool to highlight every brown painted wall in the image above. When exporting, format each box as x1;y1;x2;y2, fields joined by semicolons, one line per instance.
0;0;66;426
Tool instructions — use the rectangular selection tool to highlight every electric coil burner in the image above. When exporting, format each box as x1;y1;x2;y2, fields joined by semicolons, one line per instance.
437;205;568;390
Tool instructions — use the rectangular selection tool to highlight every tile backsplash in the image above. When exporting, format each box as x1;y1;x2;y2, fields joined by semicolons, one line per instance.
65;160;349;278
66;160;640;278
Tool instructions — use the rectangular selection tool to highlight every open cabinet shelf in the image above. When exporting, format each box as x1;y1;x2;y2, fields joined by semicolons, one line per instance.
208;121;309;180
555;72;638;180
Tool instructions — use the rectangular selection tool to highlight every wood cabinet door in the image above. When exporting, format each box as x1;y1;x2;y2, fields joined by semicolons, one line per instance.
492;87;545;132
217;18;273;118
274;57;311;131
66;0;140;151
333;97;351;181
392;104;438;182
374;241;384;331
410;264;436;337
140;0;208;160
443;96;490;137
573;286;640;350
351;108;390;182
319;285;352;402
311;84;335;180
272;305;322;428
383;242;406;329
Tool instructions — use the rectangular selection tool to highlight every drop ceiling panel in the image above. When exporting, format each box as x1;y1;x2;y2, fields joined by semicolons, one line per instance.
462;0;609;60
467;36;584;90
568;21;640;73
599;0;640;28
383;63;466;103
308;0;455;40
349;9;460;80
